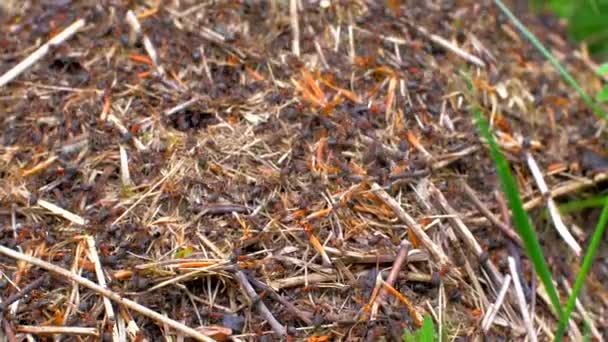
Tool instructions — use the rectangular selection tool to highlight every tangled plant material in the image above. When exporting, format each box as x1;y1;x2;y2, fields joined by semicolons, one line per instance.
0;1;607;341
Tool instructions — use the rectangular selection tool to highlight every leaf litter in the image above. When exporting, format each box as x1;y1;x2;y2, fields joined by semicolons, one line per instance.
0;1;607;340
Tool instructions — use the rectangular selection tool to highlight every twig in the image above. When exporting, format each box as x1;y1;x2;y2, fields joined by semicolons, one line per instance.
0;19;86;87
164;97;201;116
459;180;522;246
481;274;512;332
245;274;313;325
525;152;581;255
370;240;411;319
0;245;215;342
323;246;428;264
271;268;440;290
195;204;251;217
290;0;300;57
107;114;146;151
430;184;503;285
382;281;423;326
112;161;182;225
125;11;165;77
523;172;608;212
370;183;452;269
407;22;486;68
85;235;119;342
119;145;133;187
234;270;286;336
508;257;536;342
19;190;86;226
15;325;99;337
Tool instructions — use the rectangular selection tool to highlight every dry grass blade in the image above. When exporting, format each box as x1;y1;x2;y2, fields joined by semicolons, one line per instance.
0;19;85;87
2;2;606;340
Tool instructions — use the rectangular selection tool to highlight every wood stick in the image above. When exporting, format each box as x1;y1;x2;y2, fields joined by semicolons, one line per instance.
525;152;581;255
459;180;522;246
15;325;98;337
370;240;411;319
0;245;215;342
370;183;452;268
481;274;512;332
409;23;485;68
246;274;313;325
125;11;165;76
85;236;119;342
0;19;86;87
508;257;536;342
271;267;439;290
234;270;286;336
290;0;300;57
430;185;503;284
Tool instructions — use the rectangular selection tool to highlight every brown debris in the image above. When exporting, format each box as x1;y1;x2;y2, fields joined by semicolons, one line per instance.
1;1;607;340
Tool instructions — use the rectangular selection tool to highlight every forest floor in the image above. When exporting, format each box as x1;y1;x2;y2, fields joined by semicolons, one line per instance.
1;1;607;341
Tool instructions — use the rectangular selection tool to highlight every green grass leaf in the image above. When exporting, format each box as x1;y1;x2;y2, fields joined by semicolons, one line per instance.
597;86;608;102
597;63;608;76
555;196;608;340
403;316;436;342
558;194;608;214
472;107;564;321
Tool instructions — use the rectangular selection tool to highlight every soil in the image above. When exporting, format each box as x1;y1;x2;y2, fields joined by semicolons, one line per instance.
0;1;607;341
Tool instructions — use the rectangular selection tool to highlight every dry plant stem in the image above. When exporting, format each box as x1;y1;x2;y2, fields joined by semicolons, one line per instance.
107;114;146;151
246;274;313;325
0;19;86;87
271;268;437;290
525;153;581;255
470;173;608;226
290;0;300;57
459;180;522;246
119;145;133;187
508;257;536;342
0;245;215;342
481;274;512;332
85;236;119;342
370;240;411;318
125;11;165;76
430;185;503;285
20;190;86;226
408;23;486;68
370;183;452;269
324;246;428;264
523;172;608;212
234;270;286;336
164;97;200;116
112;160;182;225
15;326;98;337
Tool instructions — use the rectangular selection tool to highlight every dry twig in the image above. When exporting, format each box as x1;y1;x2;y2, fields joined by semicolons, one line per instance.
0;19;86;87
0;245;215;342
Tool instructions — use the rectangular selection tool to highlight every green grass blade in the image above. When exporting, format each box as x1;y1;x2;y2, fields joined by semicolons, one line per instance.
493;0;607;121
555;196;608;340
473;108;564;319
558;194;608;215
402;315;436;342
